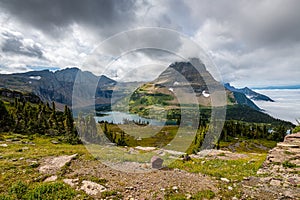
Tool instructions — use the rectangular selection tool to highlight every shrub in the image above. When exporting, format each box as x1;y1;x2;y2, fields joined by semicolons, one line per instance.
24;182;76;200
8;181;28;199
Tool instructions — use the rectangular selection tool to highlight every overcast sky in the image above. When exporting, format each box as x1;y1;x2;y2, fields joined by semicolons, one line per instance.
0;0;299;87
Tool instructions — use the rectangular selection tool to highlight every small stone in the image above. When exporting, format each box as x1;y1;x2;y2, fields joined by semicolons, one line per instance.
151;156;163;169
44;175;58;182
22;147;29;150
160;188;165;191
256;169;265;175
283;183;289;187
140;163;149;169
228;186;233;190
182;154;191;161
19;157;24;160
125;186;134;190
232;197;238;200
221;177;230;183
0;144;8;147
172;186;178;191
270;179;281;186
287;178;297;185
201;161;206;164
186;194;192;199
51;140;60;144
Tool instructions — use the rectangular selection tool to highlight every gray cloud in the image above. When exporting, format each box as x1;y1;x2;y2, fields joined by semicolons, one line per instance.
1;32;44;58
0;0;137;38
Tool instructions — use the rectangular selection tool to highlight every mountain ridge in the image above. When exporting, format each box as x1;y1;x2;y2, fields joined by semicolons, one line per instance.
0;68;116;107
224;83;274;102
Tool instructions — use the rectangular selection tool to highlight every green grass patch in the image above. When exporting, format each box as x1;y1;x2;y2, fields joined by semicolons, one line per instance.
169;154;266;181
192;190;215;199
101;190;123;199
3;181;87;200
219;138;277;153
164;189;215;200
282;161;297;168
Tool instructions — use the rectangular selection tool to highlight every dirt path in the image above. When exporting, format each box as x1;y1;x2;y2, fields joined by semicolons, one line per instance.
65;159;218;199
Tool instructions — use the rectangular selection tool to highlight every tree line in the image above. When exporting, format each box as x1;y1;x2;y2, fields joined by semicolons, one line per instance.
0;97;80;144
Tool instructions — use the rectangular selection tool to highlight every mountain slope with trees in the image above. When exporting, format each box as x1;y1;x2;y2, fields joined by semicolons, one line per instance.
0;88;80;144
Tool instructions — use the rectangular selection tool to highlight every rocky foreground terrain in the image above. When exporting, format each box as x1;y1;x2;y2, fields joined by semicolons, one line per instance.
241;132;300;200
29;133;299;199
1;133;299;199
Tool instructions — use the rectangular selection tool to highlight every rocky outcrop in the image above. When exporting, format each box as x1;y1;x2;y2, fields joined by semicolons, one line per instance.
262;132;300;171
242;133;300;199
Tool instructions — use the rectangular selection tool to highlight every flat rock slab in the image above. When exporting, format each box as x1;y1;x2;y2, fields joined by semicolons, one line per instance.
135;146;156;151
39;154;77;174
44;175;58;182
277;142;299;148
285;132;300;140
63;178;79;187
80;180;106;195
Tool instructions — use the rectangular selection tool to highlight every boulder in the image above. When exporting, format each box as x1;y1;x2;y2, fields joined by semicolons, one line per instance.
151;156;163;169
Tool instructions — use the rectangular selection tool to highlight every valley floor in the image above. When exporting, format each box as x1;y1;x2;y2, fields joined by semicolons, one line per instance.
0;133;299;200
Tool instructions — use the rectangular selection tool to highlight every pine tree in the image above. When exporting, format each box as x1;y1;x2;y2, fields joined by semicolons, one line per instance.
0;100;11;131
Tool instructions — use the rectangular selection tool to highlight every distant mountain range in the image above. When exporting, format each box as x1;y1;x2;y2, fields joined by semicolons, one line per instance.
224;83;274;102
0;68;116;109
0;58;288;125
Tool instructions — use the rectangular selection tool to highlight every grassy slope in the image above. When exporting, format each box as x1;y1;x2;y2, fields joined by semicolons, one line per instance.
0;132;273;199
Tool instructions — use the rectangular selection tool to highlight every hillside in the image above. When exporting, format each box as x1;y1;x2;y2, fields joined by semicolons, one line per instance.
0;68;116;107
0;88;79;144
